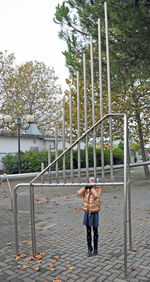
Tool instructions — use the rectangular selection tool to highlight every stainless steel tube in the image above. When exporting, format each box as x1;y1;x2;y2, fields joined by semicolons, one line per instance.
48;145;51;183
69;90;73;182
30;185;36;257
77;71;81;182
123;114;128;279
62;108;66;183
83;53;89;182
55;124;59;183
90;35;97;179
98;19;105;181
14;189;19;255
104;2;114;181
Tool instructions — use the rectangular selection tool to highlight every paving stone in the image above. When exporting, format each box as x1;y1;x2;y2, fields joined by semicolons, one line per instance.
0;177;149;282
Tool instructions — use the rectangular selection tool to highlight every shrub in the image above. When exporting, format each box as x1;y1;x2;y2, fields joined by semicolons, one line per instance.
2;145;124;174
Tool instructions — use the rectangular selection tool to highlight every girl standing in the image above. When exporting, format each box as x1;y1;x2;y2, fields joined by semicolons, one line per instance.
77;177;102;257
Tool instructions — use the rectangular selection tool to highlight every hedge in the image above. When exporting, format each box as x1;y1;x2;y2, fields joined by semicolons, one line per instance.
2;146;124;174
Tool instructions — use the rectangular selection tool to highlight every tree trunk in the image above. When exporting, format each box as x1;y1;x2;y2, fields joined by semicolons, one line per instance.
135;109;149;176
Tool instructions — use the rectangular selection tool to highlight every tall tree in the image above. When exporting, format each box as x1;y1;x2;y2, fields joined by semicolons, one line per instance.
0;51;63;136
54;0;150;175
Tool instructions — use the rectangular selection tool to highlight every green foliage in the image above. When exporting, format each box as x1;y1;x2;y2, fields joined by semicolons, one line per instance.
2;146;124;174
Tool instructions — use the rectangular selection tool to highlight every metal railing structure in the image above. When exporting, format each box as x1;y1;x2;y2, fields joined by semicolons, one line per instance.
14;113;131;279
13;2;136;279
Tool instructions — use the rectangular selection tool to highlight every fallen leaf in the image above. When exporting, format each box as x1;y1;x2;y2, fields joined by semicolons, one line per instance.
126;218;129;222
77;230;80;232
69;266;74;270
113;195;117;199
20;254;27;258
51;238;56;241
0;269;2;272
22;265;29;269
49;263;53;268
131;248;139;252
34;266;40;271
53;278;61;282
130;267;136;271
21;241;29;244
54;256;60;261
26;257;34;261
64;224;67;227
50;267;56;271
141;241;148;245
138;224;143;226
56;240;60;243
7;241;12;246
65;264;71;268
104;257;111;261
131;212;136;215
8;208;12;211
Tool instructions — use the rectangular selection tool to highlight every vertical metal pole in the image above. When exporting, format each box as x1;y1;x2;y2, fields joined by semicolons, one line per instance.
77;71;81;182
90;35;97;179
48;145;51;183
30;185;36;257
69;90;73;182
104;2;114;181
98;18;105;181
14;189;19;255
123;114;128;279
127;130;132;250
41;163;44;183
17;117;21;173
62;108;66;183
83;53;89;182
55;124;59;183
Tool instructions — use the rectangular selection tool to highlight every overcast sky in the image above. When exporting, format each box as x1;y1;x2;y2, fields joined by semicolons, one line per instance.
0;0;69;91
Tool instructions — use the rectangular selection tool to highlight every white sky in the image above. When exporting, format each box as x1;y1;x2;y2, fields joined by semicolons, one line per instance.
0;0;69;91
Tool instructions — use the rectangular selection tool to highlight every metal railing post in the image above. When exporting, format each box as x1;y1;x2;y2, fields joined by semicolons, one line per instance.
14;188;19;255
30;185;36;257
123;114;128;279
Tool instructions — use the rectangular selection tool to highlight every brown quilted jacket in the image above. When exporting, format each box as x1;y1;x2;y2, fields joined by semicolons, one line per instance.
77;186;102;214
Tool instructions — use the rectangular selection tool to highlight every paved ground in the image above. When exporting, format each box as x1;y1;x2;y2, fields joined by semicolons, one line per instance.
0;167;150;282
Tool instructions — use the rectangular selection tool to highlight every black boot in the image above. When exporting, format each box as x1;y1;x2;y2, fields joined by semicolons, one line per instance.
93;226;98;256
86;225;93;257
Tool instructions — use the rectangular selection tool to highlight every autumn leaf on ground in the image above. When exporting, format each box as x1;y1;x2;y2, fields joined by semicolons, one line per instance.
104;257;111;261
34;198;39;202
138;224;143;226
56;240;60;243
0;269;2;272
22;265;29;269
146;208;150;211
50;267;56;271
64;224;67;227
34;266;40;271
113;195;117;198
130;267;136;271
54;256;60;261
68;266;74;270
20;254;27;258
26;256;34;261
21;241;29;244
50;238;56;241
8;208;12;211
77;230;80;232
53;278;62;282
7;241;12;246
141;241;148;245
132;248;139;252
65;264;71;268
126;218;129;222
131;212;136;215
49;263;53;268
